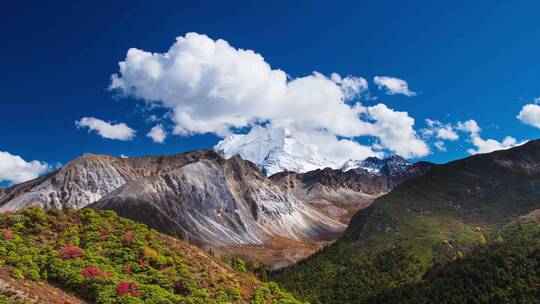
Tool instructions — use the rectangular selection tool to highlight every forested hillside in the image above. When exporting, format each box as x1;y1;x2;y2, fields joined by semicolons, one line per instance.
273;209;540;304
0;207;304;304
273;140;540;303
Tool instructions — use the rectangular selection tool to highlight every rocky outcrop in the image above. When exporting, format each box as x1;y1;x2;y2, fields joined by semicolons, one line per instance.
91;155;345;246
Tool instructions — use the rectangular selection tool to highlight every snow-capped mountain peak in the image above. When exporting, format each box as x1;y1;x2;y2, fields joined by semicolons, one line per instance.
215;126;415;177
214;126;338;176
340;155;412;176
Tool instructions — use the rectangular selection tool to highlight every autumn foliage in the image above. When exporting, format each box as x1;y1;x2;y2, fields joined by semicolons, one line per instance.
59;245;84;259
123;230;133;245
2;228;12;240
116;281;139;297
81;265;103;278
125;262;131;276
99;228;108;240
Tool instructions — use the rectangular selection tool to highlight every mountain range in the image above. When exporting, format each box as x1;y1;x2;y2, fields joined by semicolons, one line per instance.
273;138;540;303
2;136;540;303
0;149;427;268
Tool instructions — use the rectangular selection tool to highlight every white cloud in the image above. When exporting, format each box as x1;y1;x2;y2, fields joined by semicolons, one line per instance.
467;136;520;154
111;32;428;158
421;119;459;152
330;73;368;100
517;104;540;129
363;104;429;158
456;119;481;134
437;127;459;141
373;76;417;96
0;151;50;185
424;119;459;140
434;141;447;152
75;117;135;141
147;124;167;143
457;119;523;154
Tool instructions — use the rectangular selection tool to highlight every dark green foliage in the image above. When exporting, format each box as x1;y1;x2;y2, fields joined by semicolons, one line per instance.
271;244;424;304
274;142;540;303
274;211;540;304
372;216;540;303
0;207;304;304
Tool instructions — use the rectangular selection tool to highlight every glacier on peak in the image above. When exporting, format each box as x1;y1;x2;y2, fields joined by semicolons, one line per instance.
214;126;339;176
214;126;412;176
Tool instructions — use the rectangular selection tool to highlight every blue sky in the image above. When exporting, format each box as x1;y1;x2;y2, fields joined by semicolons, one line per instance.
1;0;540;184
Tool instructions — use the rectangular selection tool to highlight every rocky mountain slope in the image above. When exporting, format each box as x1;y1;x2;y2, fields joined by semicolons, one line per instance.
273;139;540;303
340;155;413;175
0;150;428;268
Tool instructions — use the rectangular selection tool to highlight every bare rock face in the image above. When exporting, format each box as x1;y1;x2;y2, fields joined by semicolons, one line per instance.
0;151;213;211
0;150;430;267
270;162;431;224
91;156;345;247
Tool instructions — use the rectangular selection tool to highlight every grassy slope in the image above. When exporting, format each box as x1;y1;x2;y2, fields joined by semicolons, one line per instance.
372;211;540;303
0;207;304;304
273;140;540;303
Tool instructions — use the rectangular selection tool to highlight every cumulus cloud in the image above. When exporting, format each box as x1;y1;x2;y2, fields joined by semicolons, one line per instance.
330;73;368;100
147;124;167;143
373;76;417;96
467;136;520;154
457;119;523;154
422;119;459;151
0;151;50;185
517;104;540;129
456;119;481;134
75;117;135;141
362;104;429;158
110;32;428;158
424;119;459;141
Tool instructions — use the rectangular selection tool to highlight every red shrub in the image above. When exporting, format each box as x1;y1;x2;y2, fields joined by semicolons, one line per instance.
99;228;108;240
125;262;131;276
3;228;12;240
123;230;134;245
116;281;138;296
59;245;84;259
2;210;13;217
116;281;130;295
138;257;144;267
81;265;103;278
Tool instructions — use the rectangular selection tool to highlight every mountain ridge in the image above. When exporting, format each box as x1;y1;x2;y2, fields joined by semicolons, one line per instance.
272;138;540;303
0;148;428;268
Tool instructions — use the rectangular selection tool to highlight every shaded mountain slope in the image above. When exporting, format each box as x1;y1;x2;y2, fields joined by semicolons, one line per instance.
273;139;540;303
0;207;303;304
342;139;540;261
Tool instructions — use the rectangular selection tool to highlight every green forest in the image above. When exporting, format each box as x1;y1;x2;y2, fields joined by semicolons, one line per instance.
272;211;540;304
